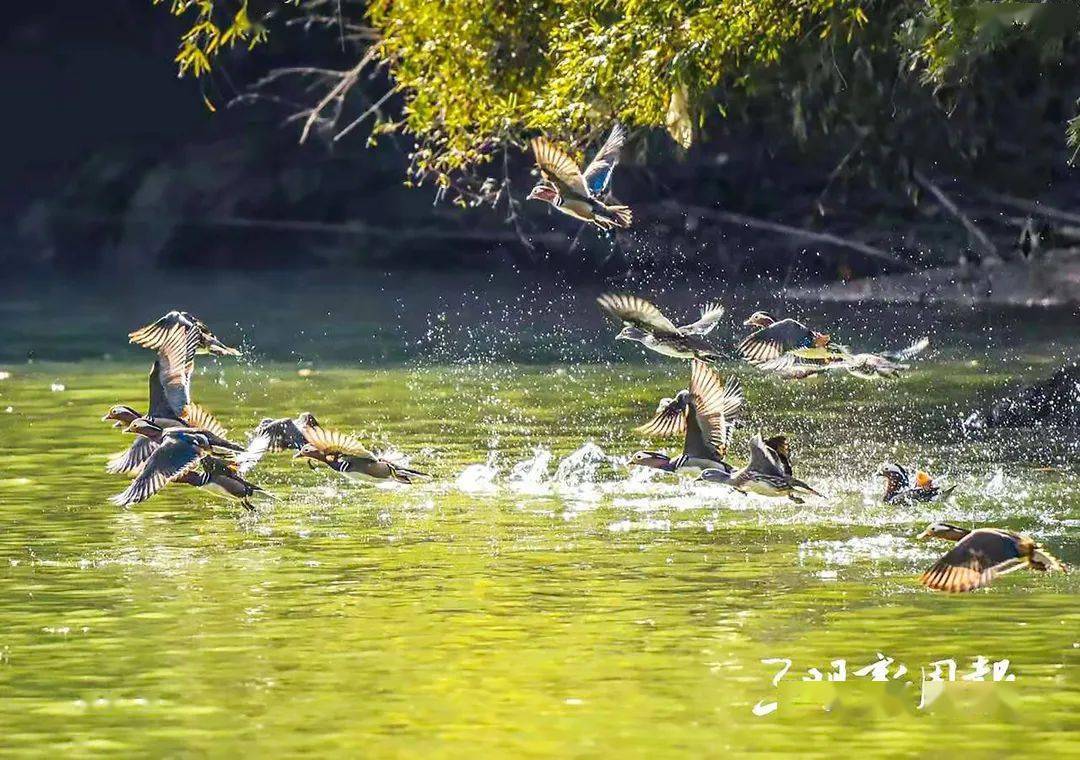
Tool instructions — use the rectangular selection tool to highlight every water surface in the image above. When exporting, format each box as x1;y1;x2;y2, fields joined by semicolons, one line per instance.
0;272;1076;756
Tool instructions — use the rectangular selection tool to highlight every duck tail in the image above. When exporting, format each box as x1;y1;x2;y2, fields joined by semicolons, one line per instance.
939;485;957;500
389;464;432;484
607;204;632;228
791;478;825;498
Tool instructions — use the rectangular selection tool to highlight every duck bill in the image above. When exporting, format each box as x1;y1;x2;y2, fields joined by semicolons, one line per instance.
916;528;933;540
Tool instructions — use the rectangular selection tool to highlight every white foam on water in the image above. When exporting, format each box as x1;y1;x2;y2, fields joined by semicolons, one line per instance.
507;446;554;494
455;452;500;494
798;533;935;568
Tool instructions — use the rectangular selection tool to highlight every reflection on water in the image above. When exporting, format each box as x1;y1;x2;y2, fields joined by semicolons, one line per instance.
0;272;1076;755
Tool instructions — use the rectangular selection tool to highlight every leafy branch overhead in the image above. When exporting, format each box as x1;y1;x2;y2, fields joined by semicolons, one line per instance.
159;1;1080;184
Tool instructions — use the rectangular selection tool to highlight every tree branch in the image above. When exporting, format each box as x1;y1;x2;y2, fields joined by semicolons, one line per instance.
912;169;999;258
644;202;914;270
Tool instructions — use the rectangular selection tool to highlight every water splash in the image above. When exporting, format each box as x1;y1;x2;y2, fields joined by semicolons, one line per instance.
552;441;610;486
455;452;499;494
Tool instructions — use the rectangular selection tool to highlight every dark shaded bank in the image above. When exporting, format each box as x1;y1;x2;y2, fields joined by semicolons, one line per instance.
5;2;1080;284
967;363;1080;430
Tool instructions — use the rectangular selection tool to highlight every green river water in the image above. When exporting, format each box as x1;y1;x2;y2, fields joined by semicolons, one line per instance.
0;272;1076;757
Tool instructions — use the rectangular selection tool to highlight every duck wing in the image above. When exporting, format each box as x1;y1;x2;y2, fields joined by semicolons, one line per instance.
581;123;626;198
302;424;375;458
746;434;787;478
738;318;818;364
106;435;159;475
636;390;689;438
531;138;589;198
181;404;229;440
597;294;679;335
679;302;725;336
762;435;794;476
688;363;743;458
109;436;204;506
129;311;194;352
920;529;1027;592
883;337;930;362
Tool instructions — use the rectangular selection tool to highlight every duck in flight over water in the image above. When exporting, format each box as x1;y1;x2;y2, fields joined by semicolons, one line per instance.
737;311;843;366
917;522;1067;592
294;424;431;485
528;124;632;231
598;294;725;362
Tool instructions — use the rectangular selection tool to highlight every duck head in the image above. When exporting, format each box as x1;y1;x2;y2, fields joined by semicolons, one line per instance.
527;181;560;205
916;522;970;541
293;443;330;464
628;450;674;471
124;418;165;441
878;462;908;491
102;405;140;428
742;311;775;328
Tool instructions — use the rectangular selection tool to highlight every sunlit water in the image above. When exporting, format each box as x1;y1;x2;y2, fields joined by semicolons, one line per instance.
0;272;1077;755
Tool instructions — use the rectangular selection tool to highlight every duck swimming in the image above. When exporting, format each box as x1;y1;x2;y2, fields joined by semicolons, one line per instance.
630;360;743;476
699;434;823;503
880;463;955;503
294;425;431;484
917;522;1068;592
598;294;725;362
528;124;632;231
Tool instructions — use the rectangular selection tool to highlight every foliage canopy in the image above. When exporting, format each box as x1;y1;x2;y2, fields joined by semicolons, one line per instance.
159;1;1080;190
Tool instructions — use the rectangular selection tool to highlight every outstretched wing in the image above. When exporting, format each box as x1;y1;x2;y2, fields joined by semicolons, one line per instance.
884;337;930;362
582;123;626;197
737;318;817;364
109;438;202;507
128;311;192;352
106;436;159;475
182;404;229;440
756;354;835;379
680;303;725;336
920;530;1025;593
636;390;689;438
597;294;678;335
689;363;743;456
841;353;908;380
251;418;304;452
302;425;375;458
531;138;589;197
150;325;199;417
